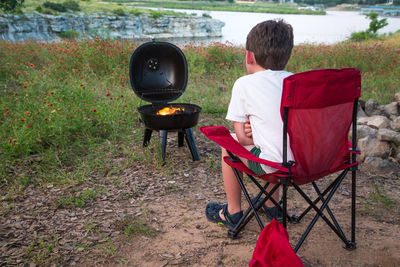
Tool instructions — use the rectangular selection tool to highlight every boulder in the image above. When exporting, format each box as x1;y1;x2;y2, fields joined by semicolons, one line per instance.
357;136;390;161
383;102;399;117
357;117;369;125
357;125;377;139
364;156;398;172
377;128;400;145
364;99;384;116
394;92;400;103
366;115;391;129
390;117;400;131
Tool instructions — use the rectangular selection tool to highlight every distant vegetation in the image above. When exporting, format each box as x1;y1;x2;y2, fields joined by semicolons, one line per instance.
350;12;388;41
2;0;186;17
105;0;326;15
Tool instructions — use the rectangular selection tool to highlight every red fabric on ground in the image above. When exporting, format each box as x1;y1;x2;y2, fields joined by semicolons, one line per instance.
249;220;304;267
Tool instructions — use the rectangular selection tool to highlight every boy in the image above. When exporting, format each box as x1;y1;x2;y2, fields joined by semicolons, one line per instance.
206;19;294;227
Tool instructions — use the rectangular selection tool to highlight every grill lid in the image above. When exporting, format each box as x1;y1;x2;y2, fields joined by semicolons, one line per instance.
129;41;188;104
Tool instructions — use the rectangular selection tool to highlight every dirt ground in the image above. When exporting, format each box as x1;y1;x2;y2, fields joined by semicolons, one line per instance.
1;131;400;267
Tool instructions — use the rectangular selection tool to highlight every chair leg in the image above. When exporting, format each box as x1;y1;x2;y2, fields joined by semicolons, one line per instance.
312;182;346;240
232;167;264;230
350;169;357;249
292;170;352;252
282;181;288;229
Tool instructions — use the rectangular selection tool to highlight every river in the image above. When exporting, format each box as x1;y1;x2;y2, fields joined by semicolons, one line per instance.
146;8;400;46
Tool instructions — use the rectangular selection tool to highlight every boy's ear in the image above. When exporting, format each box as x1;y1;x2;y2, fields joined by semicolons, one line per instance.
246;50;255;65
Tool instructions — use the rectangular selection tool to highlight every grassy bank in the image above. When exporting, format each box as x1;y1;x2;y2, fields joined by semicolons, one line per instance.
105;0;326;15
1;34;399;191
10;0;186;17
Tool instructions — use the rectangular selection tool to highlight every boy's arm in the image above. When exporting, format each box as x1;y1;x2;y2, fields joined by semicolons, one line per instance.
234;121;254;146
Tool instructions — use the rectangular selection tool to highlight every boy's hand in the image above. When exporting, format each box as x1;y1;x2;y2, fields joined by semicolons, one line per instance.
244;119;252;138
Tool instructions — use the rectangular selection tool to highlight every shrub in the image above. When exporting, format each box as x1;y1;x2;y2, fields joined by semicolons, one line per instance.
129;8;142;16
43;1;67;12
63;1;80;12
149;10;163;19
59;30;79;40
113;8;126;16
202;13;212;18
0;0;24;13
349;12;388;42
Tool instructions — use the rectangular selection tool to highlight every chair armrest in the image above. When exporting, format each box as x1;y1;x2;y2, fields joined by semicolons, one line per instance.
200;126;289;173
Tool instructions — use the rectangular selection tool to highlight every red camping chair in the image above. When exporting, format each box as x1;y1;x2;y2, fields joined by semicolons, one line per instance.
200;68;361;252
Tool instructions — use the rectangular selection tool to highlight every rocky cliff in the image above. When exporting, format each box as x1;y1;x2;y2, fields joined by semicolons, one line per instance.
0;12;225;42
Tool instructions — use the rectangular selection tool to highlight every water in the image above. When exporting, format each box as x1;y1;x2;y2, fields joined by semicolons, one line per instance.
148;8;400;46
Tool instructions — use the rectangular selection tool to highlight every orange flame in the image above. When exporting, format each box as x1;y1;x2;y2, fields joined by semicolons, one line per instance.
157;107;185;115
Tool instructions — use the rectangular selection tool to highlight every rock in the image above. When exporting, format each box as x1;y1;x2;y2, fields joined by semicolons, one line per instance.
0;12;225;42
383;102;399;117
366;115;391;129
394;92;400;103
364;99;382;116
357;117;369;125
357;106;367;118
364;156;398;172
390;117;400;131
377;128;400;145
357;125;377;139
358;136;390;161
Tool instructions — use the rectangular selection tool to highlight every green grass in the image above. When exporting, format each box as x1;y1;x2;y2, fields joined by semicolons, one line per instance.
0;33;399;191
105;0;326;15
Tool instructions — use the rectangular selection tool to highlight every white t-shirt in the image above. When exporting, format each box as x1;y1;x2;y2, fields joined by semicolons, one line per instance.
226;69;294;173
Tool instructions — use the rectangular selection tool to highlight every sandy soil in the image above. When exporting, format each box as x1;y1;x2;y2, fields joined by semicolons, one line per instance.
1;132;399;266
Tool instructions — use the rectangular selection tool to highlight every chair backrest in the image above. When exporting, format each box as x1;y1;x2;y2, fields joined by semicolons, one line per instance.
281;68;361;185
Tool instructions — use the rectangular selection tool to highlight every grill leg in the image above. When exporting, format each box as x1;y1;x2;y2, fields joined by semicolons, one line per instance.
184;128;200;161
143;128;152;147
178;131;184;147
161;130;167;161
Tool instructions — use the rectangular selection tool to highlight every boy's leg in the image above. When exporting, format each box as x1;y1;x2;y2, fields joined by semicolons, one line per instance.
221;147;242;216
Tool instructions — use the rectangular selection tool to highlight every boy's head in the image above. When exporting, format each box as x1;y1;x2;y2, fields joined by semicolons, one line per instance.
246;19;293;71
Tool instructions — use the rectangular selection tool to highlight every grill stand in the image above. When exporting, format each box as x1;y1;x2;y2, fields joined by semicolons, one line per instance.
143;128;200;161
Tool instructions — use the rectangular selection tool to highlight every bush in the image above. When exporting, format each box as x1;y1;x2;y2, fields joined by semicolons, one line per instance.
113;8;125;16
59;30;79;40
349;12;388;42
350;31;376;41
149;10;163;19
0;0;24;13
63;1;80;12
43;1;67;12
129;8;142;16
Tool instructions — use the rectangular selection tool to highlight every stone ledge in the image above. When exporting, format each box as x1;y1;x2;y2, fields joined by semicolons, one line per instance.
0;12;225;42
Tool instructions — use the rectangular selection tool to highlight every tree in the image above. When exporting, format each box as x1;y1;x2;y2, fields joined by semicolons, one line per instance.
366;12;388;35
0;0;24;13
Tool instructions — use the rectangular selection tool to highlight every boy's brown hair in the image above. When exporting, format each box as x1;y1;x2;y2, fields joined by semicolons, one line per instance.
246;19;293;70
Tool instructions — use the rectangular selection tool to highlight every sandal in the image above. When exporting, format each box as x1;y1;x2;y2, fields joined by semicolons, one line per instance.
205;203;243;229
252;197;283;223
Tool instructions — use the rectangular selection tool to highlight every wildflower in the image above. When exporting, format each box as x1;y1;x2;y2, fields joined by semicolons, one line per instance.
30;64;35;68
16;72;22;75
49;91;54;95
20;118;26;121
106;92;110;96
4;111;9;115
23;83;28;88
25;111;31;115
44;117;48;121
47;103;53;106
26;124;32;128
51;110;56;113
93;109;97;112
